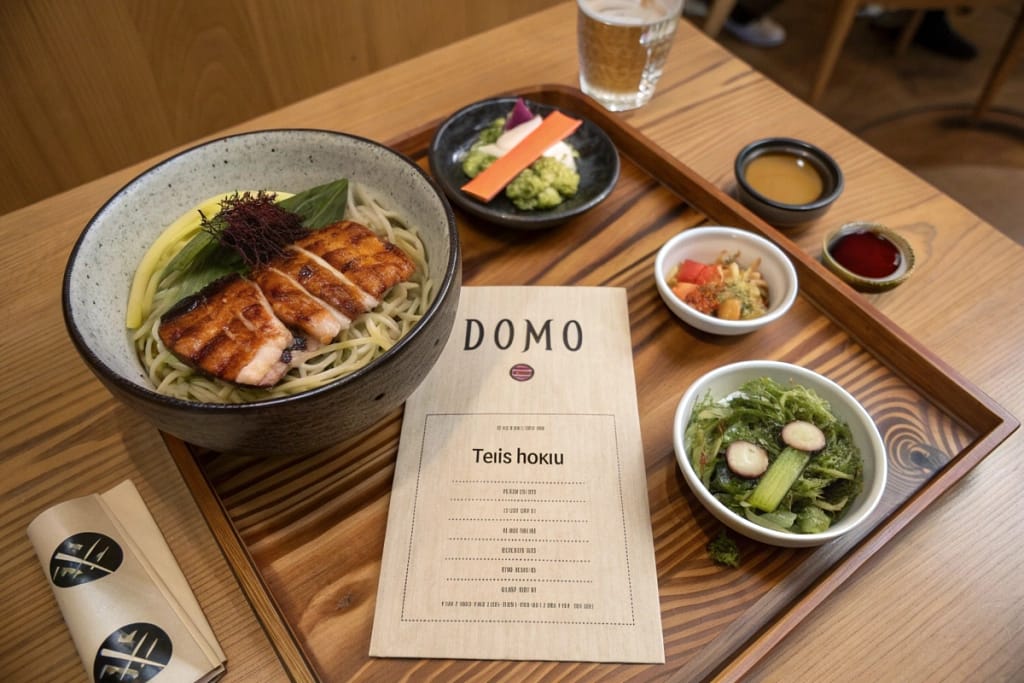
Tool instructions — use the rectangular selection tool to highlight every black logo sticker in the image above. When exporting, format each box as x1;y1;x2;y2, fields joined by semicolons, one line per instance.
49;532;124;588
94;622;173;682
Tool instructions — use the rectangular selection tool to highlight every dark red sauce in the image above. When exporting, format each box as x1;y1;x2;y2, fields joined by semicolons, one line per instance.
829;230;901;278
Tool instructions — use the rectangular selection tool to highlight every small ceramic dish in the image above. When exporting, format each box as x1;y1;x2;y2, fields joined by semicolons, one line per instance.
654;226;798;336
734;137;844;228
428;96;619;230
821;222;915;292
673;360;888;548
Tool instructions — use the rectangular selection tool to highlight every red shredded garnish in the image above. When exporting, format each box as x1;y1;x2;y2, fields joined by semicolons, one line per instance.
201;191;309;269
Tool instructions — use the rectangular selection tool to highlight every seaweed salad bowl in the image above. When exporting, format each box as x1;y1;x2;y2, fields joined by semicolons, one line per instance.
672;360;887;548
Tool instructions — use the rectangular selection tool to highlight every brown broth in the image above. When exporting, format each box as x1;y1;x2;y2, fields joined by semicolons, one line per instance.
744;152;824;205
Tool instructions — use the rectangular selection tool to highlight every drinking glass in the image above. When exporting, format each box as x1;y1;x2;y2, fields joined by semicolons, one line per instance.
577;0;683;111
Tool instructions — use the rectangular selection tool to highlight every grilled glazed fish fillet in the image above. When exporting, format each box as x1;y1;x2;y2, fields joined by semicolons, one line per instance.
159;220;416;386
300;221;416;301
158;274;295;386
255;221;416;343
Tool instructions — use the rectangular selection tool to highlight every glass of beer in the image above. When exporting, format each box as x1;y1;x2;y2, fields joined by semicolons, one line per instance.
577;0;683;111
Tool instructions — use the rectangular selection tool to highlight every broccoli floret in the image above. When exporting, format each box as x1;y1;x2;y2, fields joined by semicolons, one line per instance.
707;530;740;568
460;117;507;178
533;156;580;196
505;156;580;210
461;149;497;178
477;117;506;145
806;435;863;481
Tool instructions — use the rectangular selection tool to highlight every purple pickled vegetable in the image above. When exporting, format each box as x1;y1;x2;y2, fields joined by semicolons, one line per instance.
505;98;534;130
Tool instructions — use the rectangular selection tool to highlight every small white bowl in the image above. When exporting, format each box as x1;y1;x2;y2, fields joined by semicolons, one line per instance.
672;360;887;548
654;227;798;335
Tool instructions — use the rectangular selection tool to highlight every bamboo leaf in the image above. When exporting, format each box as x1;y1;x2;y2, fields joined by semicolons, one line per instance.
158;178;349;299
277;178;349;228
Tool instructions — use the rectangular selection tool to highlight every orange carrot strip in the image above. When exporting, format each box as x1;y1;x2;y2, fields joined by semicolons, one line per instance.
460;111;582;202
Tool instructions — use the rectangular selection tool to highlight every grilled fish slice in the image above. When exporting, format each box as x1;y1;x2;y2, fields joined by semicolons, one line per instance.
271;245;378;322
253;266;351;344
158;220;416;387
258;221;415;341
158;275;294;386
303;221;416;300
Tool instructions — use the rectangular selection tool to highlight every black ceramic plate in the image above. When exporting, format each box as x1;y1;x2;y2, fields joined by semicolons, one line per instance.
428;97;620;230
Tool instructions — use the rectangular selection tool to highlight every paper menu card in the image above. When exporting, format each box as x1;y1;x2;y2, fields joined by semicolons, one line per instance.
370;286;664;663
27;480;225;683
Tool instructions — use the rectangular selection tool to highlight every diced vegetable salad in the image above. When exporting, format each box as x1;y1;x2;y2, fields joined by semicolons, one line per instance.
668;251;769;320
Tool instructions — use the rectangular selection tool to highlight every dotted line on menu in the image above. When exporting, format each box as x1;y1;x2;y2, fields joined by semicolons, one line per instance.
448;518;589;523
451;480;587;485
445;557;590;563
400;619;633;625
448;537;589;543
450;498;588;504
445;578;594;583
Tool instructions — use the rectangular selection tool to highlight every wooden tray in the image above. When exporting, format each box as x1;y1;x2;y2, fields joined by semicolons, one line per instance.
166;85;1018;682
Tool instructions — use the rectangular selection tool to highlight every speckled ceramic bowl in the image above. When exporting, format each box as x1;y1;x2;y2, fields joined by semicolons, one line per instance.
822;222;915;292
63;129;461;457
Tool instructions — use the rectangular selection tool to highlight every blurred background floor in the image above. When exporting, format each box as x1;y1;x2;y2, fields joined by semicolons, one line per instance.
699;0;1024;244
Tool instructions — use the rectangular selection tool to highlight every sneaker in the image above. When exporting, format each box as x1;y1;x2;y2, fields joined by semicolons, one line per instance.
914;11;977;60
858;4;885;18
724;15;786;48
683;0;709;18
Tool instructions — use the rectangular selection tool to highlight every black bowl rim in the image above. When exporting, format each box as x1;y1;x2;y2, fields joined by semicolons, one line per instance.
62;127;460;414
734;136;845;212
427;96;620;230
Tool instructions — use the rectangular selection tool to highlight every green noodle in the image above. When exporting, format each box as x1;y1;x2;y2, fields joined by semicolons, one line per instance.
132;181;433;403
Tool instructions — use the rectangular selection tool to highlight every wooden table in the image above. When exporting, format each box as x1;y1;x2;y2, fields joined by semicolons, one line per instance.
2;4;1022;681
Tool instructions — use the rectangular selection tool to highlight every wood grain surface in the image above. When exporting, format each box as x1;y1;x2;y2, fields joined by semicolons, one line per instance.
173;88;1014;681
0;0;562;216
2;4;1023;682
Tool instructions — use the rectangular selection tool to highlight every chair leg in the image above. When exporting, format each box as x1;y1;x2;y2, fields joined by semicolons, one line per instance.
704;0;737;38
895;10;925;56
810;0;862;105
972;4;1024;120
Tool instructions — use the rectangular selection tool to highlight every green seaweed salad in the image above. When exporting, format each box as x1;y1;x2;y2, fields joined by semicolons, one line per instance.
685;377;864;534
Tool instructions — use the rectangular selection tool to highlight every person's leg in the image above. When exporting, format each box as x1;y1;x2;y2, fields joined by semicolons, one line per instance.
914;10;978;60
728;0;780;24
725;0;786;47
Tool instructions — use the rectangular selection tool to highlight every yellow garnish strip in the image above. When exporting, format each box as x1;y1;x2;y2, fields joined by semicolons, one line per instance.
125;194;227;328
124;191;295;328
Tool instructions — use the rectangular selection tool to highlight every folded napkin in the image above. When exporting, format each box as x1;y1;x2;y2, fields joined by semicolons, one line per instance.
28;480;225;683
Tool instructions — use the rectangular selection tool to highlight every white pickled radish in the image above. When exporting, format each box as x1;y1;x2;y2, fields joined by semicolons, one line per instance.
476;115;578;171
725;440;769;478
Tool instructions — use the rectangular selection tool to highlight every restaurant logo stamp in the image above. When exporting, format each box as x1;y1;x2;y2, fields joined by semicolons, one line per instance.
94;622;172;683
509;363;535;381
49;532;124;588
